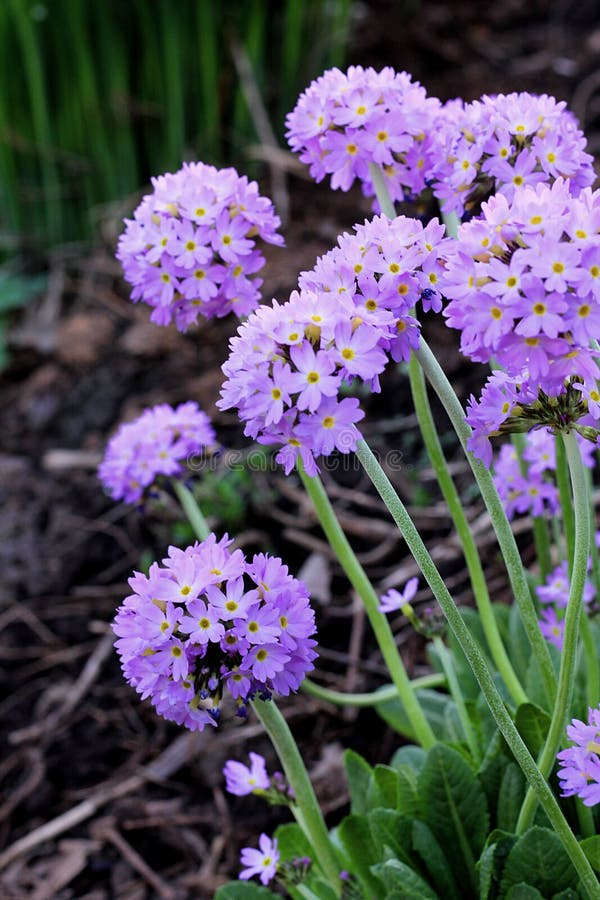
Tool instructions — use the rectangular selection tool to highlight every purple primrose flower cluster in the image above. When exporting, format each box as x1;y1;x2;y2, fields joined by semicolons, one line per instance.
112;535;317;731
219;214;445;473
117;162;283;330
98;402;215;504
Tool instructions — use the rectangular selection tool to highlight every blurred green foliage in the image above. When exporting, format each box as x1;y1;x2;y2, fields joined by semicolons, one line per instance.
1;0;352;251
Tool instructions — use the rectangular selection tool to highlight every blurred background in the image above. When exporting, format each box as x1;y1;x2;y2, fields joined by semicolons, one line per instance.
2;1;600;897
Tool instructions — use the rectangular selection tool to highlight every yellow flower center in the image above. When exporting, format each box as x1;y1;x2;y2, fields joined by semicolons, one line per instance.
307;371;320;383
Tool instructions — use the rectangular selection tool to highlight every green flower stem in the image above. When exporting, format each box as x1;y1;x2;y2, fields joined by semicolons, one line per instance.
555;434;576;568
581;611;600;709
298;463;436;750
172;480;211;541
409;356;527;705
577;801;596;841
512;433;552;581
355;438;600;899
586;468;600;603
414;338;557;706
368;162;396;218
517;431;591;835
301;672;446;707
433;636;480;762
251;698;341;894
441;208;460;239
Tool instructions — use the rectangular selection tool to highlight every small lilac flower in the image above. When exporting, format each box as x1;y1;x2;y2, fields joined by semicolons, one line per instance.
112;535;317;731
538;607;565;651
117;162;283;330
558;707;600;806
98;402;215;504
223;752;270;796
239;834;279;885
379;577;419;614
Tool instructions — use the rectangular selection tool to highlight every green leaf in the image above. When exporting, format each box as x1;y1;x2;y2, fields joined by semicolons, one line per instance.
478;831;518;900
371;859;439;899
581;835;600;872
515;703;551;757
390;745;427;774
368;808;414;870
338;814;383;897
497;763;526;833
215;882;279;899
508;600;534;686
376;688;457;741
0;272;46;313
505;885;544;899
552;890;582;900
478;753;510;831
369;764;400;810
394;764;419;818
500;826;578;896
344;749;372;816
274;822;314;863
418;744;489;893
412;820;461;900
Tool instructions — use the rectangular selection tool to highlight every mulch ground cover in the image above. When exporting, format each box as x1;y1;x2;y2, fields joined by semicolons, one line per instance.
2;1;600;896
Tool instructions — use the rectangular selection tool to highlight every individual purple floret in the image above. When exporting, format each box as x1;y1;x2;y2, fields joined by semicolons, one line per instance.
239;833;279;885
379;577;419;614
286;66;441;210
112;535;317;731
557;708;600;806
98;402;215;504
219;214;447;474
430;91;594;218
223;752;270;796
539;606;565;651
117;162;283;330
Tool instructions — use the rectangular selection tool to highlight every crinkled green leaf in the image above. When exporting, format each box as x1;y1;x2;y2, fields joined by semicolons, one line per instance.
376;688;457;742
390;745;427;774
497;762;526;833
344;749;372;815
393;763;419;818
371;859;439;898
274;822;314;863
412;819;461;900
369;764;399;810
500;826;578;896
418;743;489;893
580;835;600;872
506;885;544;899
368;808;414;870
338;813;383;897
515;703;551;757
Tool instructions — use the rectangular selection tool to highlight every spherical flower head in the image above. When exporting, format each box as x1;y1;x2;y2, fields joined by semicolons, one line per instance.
98;402;215;504
112;534;317;731
286;66;441;209
239;833;279;885
219;214;448;474
431;92;594;218
117;162;283;331
558;707;600;806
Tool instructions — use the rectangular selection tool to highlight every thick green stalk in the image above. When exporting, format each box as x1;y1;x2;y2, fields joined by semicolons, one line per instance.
415;339;557;706
355;438;599;898
172;480;211;541
409;356;527;705
512;433;552;581
298;464;436;749
252;699;341;894
517;432;591;833
555;434;576;567
301;673;446;708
